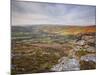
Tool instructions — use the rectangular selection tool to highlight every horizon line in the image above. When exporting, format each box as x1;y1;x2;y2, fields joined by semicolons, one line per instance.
11;24;96;26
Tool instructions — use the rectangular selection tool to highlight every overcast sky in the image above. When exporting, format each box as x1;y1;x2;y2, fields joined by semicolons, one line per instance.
11;0;96;26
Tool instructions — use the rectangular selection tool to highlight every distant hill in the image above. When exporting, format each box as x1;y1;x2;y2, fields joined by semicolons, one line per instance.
41;25;96;35
12;25;96;35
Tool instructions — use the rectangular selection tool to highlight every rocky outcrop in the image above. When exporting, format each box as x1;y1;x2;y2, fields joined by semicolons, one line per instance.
80;54;96;62
74;33;96;70
75;32;96;52
50;32;96;71
80;54;96;70
50;57;80;71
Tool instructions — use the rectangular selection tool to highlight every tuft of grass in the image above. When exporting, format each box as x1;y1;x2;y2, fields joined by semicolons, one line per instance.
75;49;89;58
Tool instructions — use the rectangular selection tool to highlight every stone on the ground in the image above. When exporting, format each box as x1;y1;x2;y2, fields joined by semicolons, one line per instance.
80;54;96;62
86;47;96;52
76;40;85;46
50;57;80;71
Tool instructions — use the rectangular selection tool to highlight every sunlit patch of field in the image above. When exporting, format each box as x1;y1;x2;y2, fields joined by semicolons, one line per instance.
42;25;96;35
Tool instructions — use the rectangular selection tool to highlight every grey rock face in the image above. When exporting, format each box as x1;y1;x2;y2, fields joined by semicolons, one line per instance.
74;32;96;52
80;54;96;62
87;38;95;44
86;47;96;52
76;40;85;46
50;57;80;71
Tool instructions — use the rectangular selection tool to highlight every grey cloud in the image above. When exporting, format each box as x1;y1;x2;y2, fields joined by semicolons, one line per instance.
11;0;96;26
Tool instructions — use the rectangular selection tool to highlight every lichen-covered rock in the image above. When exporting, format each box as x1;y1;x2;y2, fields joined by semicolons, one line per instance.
50;57;80;71
87;38;95;44
80;54;96;70
73;46;83;51
76;40;85;46
86;47;96;52
80;54;96;62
